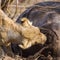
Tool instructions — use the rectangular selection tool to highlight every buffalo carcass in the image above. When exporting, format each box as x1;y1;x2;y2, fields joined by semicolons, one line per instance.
13;1;60;60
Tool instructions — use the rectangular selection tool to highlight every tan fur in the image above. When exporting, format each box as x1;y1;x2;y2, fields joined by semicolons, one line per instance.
19;18;47;49
0;9;22;46
0;9;47;49
21;18;32;27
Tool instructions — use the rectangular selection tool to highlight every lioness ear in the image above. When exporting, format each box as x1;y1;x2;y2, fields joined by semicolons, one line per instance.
29;21;33;25
21;18;29;22
21;21;24;24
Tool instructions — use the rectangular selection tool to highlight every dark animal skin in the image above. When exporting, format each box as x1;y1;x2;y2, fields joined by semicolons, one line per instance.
1;1;60;60
16;1;60;59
